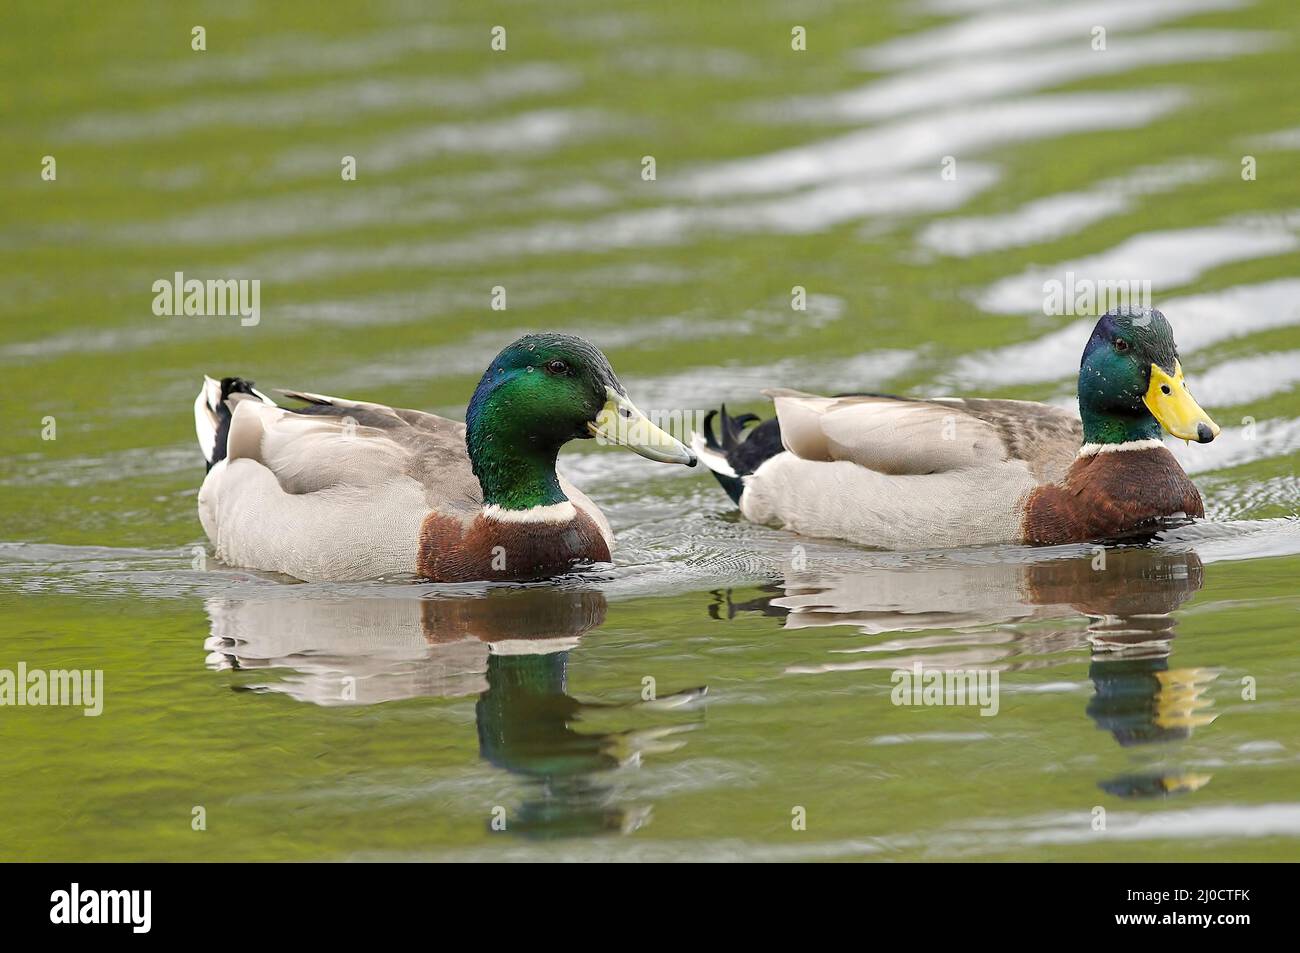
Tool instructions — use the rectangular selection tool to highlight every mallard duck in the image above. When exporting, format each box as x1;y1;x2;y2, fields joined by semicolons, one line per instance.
194;333;696;582
693;308;1219;549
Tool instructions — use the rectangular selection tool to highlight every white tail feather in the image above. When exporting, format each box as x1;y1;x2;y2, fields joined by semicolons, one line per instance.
690;432;737;478
194;376;276;464
194;376;221;464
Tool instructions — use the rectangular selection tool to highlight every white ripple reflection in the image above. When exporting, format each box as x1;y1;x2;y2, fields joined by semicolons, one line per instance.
977;220;1300;315
781;31;1265;124
953;278;1300;387
62;64;580;143
854;0;1247;71
677;89;1187;197
918;159;1218;257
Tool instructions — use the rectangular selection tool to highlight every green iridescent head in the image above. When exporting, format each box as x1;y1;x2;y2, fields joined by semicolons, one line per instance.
1078;308;1219;446
465;333;695;510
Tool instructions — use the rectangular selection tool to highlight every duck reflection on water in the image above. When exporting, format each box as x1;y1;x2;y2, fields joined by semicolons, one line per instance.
204;586;705;837
712;544;1216;799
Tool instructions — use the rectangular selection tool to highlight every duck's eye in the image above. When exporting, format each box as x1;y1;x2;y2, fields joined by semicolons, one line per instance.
545;359;570;375
1114;339;1130;353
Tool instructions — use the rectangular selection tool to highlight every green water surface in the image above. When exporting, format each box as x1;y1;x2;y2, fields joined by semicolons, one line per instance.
2;0;1299;861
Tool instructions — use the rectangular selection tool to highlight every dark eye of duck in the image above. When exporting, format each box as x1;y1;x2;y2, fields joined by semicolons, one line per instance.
1114;338;1130;353
544;359;570;375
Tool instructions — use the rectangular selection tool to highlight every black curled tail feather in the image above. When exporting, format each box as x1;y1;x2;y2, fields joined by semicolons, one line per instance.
698;391;884;505
699;404;786;505
199;376;271;471
719;406;786;478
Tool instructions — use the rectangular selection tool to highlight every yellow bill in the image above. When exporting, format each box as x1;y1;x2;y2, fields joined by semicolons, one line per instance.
1143;362;1220;444
588;386;697;466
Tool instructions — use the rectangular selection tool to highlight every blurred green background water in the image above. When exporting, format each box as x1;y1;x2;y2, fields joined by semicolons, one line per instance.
2;0;1299;860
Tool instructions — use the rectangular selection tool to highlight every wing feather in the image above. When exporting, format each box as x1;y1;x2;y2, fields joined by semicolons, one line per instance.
764;388;1080;480
221;392;613;546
